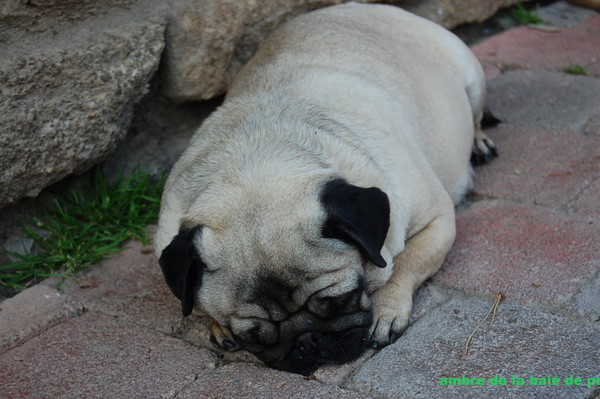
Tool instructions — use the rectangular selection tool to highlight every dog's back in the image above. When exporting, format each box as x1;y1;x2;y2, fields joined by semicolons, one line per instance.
227;3;484;204
156;3;486;256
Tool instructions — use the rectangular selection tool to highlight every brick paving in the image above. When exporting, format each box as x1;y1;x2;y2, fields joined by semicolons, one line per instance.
1;2;599;398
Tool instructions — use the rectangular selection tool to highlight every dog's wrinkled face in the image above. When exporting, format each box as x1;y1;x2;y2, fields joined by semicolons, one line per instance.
160;179;389;375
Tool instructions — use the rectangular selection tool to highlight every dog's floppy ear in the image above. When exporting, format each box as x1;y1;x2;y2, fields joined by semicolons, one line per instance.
159;226;205;316
320;178;390;268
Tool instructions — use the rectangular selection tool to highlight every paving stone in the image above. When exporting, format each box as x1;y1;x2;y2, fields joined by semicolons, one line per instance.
50;238;186;336
567;178;600;215
45;233;219;351
478;62;502;81
347;295;600;399
537;1;598;28
0;312;217;399
572;269;600;322
313;349;377;387
473;124;600;208
485;70;600;134
0;284;83;355
584;110;600;135
46;237;246;358
434;199;600;306
472;13;600;77
176;362;375;399
409;282;453;324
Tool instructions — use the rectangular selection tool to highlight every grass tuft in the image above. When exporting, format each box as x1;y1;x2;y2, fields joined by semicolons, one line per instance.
562;65;588;75
510;2;545;25
0;166;165;290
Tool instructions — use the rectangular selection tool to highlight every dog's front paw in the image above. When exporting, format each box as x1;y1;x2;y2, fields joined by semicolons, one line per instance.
369;313;409;348
209;318;240;351
368;288;412;348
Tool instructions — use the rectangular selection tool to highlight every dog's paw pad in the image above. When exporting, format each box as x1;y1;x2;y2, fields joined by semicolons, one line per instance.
368;316;408;349
471;130;498;166
209;318;240;351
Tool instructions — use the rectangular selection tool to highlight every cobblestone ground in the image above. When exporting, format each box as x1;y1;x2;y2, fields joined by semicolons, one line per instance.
1;2;599;398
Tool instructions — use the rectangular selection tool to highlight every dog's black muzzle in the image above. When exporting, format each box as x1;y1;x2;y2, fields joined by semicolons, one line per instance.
244;309;373;376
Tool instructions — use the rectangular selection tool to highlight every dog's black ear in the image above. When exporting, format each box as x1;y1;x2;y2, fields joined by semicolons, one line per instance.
320;178;390;268
159;226;205;316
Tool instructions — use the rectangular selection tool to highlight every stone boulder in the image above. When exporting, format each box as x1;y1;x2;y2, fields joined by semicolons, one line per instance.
0;0;520;209
163;0;520;102
401;0;520;28
0;0;167;208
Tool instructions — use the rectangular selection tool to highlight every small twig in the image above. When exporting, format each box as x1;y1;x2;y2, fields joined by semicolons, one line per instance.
463;293;504;356
489;292;504;326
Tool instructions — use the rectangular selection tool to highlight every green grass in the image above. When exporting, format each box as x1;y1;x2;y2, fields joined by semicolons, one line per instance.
510;2;545;25
562;65;588;75
0;167;165;290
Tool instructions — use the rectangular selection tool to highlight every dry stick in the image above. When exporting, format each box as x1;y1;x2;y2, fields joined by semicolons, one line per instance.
489;292;505;326
463;292;504;356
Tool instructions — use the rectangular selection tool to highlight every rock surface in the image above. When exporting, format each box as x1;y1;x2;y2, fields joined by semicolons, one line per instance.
0;0;167;208
163;0;520;102
402;0;520;29
0;0;521;209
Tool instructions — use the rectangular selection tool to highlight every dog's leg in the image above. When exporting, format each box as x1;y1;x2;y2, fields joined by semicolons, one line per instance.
369;205;456;347
209;318;240;351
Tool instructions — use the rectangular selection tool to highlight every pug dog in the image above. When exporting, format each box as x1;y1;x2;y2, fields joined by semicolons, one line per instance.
155;2;497;375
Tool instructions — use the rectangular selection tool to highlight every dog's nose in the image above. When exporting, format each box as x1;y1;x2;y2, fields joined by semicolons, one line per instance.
248;307;373;375
283;325;370;375
294;332;334;360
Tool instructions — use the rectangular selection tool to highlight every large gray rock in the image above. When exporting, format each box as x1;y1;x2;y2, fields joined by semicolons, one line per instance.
403;0;520;28
163;0;520;102
162;0;361;102
0;0;167;207
0;0;521;208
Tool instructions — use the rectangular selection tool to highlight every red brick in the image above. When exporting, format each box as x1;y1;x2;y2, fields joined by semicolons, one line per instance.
567;178;600;216
52;239;222;351
177;362;373;399
51;239;185;335
473;124;600;209
0;312;217;399
472;14;600;78
434;200;600;305
0;285;83;355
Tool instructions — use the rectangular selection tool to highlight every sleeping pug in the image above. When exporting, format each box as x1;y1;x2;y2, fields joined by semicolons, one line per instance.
155;2;497;375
